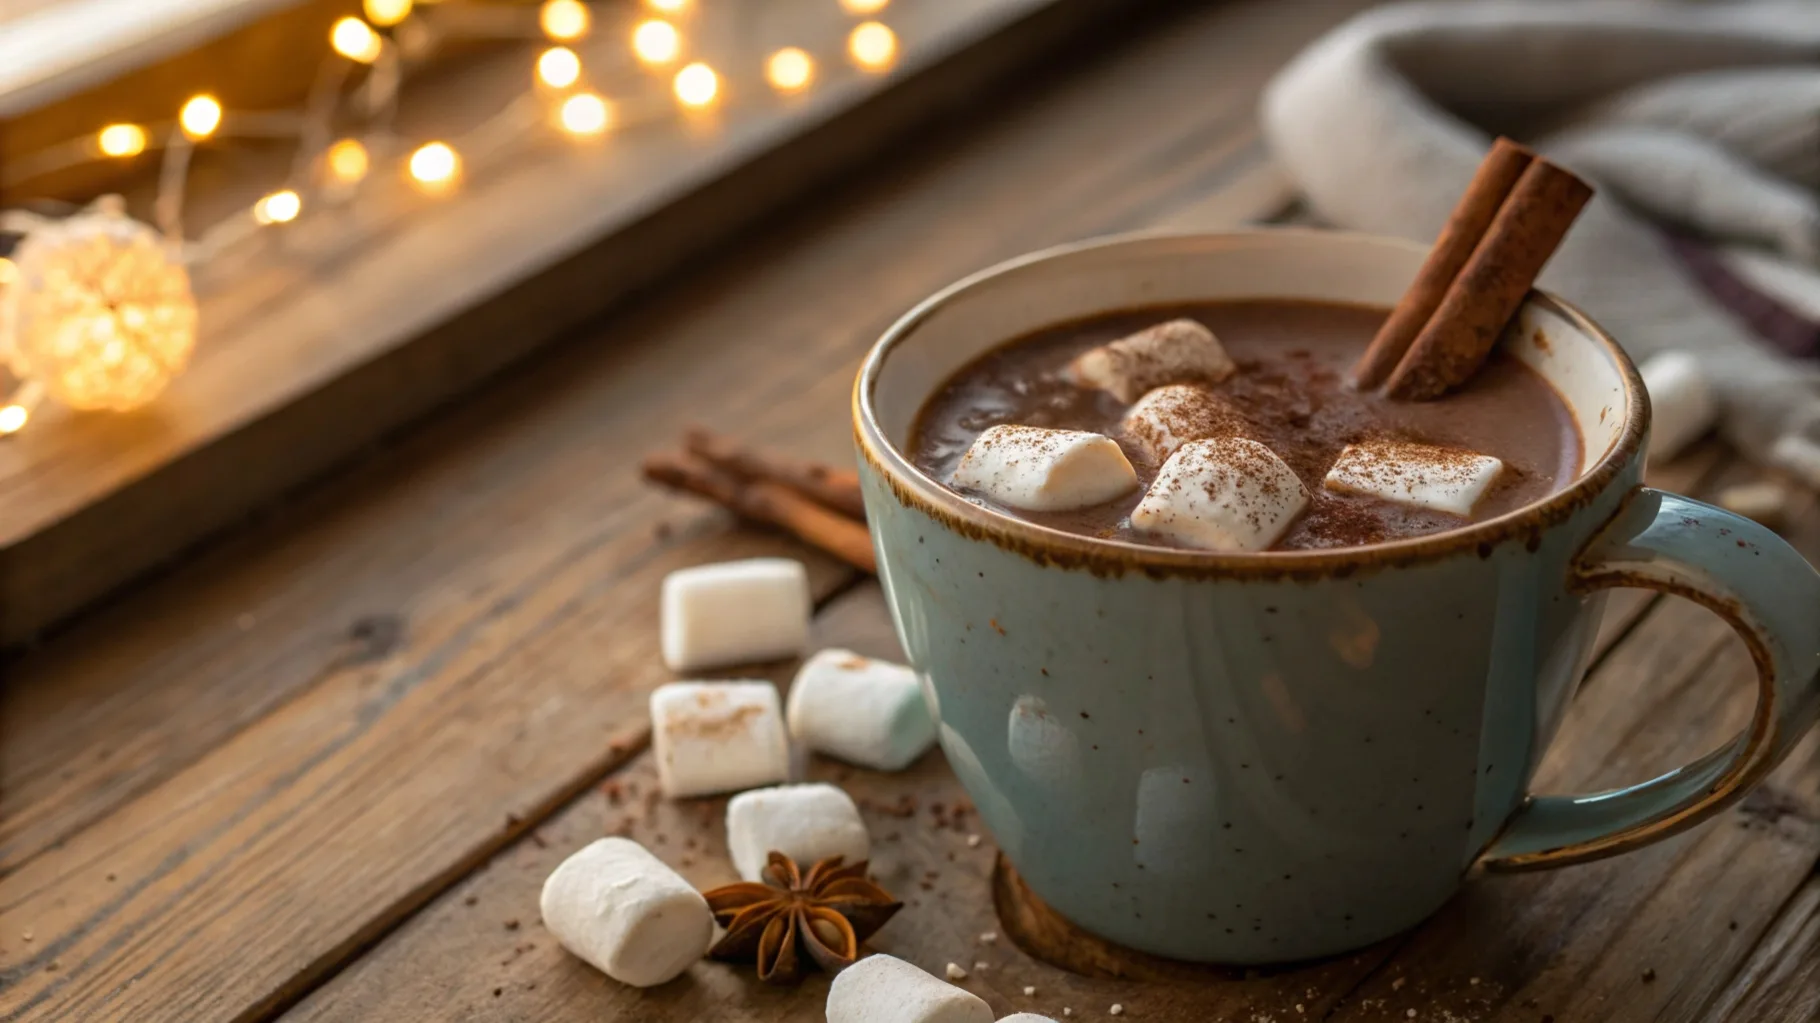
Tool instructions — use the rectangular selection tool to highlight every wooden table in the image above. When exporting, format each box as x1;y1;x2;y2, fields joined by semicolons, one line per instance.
3;3;1816;1021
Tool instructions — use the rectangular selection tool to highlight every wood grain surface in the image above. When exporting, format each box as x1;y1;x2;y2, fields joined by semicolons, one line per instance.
0;0;1132;644
279;469;1819;1023
3;0;1817;1021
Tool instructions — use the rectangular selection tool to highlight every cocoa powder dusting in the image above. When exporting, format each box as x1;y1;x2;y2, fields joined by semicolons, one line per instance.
911;299;1580;550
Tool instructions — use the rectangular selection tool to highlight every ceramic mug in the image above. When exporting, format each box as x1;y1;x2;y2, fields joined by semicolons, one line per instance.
852;229;1820;964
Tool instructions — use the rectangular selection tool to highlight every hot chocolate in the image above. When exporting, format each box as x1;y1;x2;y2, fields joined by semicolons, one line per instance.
909;299;1581;551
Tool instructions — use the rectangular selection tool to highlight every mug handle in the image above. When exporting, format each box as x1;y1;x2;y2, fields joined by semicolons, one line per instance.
1482;487;1820;872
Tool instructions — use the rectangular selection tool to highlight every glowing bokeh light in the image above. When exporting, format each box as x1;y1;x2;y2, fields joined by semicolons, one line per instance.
766;48;814;93
97;124;147;158
673;62;719;108
848;21;897;70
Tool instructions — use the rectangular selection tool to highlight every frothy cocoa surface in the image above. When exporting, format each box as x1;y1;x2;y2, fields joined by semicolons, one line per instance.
909;299;1582;551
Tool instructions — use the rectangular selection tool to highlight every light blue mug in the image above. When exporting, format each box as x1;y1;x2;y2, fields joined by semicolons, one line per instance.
852;230;1820;964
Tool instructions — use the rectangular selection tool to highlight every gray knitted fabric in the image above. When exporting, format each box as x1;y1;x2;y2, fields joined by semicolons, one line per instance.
1261;0;1820;479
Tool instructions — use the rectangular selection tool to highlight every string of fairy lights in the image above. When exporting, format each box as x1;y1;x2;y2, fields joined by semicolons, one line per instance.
0;0;901;437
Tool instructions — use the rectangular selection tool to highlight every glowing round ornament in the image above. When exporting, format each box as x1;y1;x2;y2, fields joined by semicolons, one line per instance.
4;198;198;412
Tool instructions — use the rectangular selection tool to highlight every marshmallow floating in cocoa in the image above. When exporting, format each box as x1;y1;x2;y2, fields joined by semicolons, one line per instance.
825;953;994;1023
786;648;938;771
1120;383;1250;461
1000;1016;1062;1023
1065;318;1235;403
661;557;810;672
1323;440;1504;518
539;837;714;988
1130;437;1309;552
650;680;791;798
725;783;870;883
950;424;1137;512
1639;352;1716;462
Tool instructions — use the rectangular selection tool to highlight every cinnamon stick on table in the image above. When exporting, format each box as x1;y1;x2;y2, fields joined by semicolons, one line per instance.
1353;138;1593;401
683;427;868;521
643;451;877;573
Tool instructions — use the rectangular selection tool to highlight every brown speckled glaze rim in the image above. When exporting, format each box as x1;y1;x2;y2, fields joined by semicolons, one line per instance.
853;228;1650;582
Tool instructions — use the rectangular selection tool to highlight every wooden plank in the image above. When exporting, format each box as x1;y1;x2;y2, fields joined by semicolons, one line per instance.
0;3;1376;1020
277;482;1820;1023
283;585;1402;1023
0;0;1138;644
1321;468;1820;1023
1701;873;1820;1023
0;0;1301;883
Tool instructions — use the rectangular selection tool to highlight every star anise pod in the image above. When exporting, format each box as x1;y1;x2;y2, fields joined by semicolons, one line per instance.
702;851;903;984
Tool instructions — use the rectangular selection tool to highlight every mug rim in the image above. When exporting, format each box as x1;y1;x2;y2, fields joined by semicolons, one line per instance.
853;227;1649;579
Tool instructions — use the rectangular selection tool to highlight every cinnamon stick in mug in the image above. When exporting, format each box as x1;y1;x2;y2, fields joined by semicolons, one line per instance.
1382;157;1592;400
1350;138;1536;392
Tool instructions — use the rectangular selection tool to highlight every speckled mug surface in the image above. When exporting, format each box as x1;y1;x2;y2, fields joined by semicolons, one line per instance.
852;230;1820;964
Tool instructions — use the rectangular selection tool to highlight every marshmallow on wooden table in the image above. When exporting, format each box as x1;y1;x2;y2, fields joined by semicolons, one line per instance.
825;953;994;1023
950;425;1137;512
1323;440;1504;518
661;557;809;672
650;681;791;798
1120;383;1249;460
726;783;870;881
787;648;938;771
539;837;713;988
1065;318;1236;403
1130;437;1309;552
1639;351;1717;461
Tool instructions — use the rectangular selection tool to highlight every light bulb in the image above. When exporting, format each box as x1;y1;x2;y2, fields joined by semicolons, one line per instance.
631;19;680;65
765;48;814;93
537;46;581;88
179;95;222;139
645;0;688;10
6;204;198;411
673;62;718;108
326;138;370;183
0;405;27;435
559;92;612;135
409;141;460;188
97;124;147;158
253;190;302;225
540;0;589;41
848;22;896;70
331;17;384;63
363;0;412;27
840;0;889;12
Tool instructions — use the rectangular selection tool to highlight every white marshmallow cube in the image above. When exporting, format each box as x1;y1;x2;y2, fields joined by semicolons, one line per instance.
825;954;994;1023
950;425;1137;512
1640;352;1717;461
787;648;938;771
650;681;791;798
1323;441;1504;518
1131;437;1309;552
1120;383;1249;460
661;558;810;672
726;783;870;882
1066;318;1236;403
539;837;713;988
